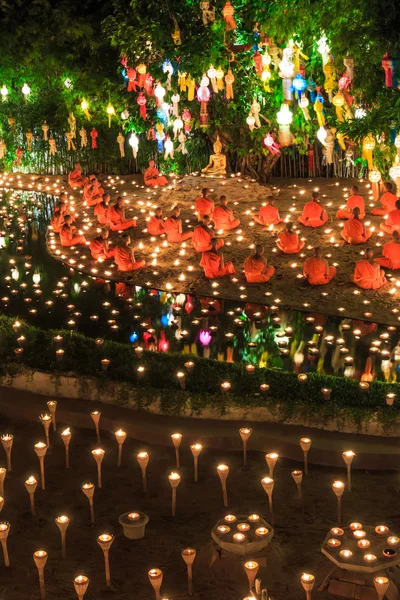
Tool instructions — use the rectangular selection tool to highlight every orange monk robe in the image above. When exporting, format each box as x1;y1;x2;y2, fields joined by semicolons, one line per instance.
276;231;305;254
147;216;165;236
200;251;235;279
192;225;224;252
50;213;64;233
114;246;145;272
341;218;372;245
244;256;275;283
68;168;88;189
253;205;283;226
89;238;116;261
86;186;105;207
303;257;336;285
336;194;365;219
350;260;388;290
375;241;400;270
163;217;193;242
108;206;137;231
380;208;400;235
195;196;215;220
60;225;86;247
213;206;240;230
94;203;111;226
144;167;168;188
297;201;328;227
371;191;398;216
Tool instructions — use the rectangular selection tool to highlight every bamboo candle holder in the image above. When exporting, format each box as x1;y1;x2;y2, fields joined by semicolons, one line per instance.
300;438;312;475
168;471;181;517
97;533;114;587
374;576;390;600
91;448;105;489
148;568;163;600
1;434;13;471
342;450;355;492
81;483;95;523
34;442;47;490
301;573;315;600
55;515;70;558
0;522;10;566
0;497;3;514
291;470;303;500
39;414;52;448
239;428;252;466
0;468;5;499
190;443;202;482
244;560;259;593
74;575;89;600
25;475;38;516
33;550;48;600
265;452;279;478
182;547;196;596
217;464;229;507
332;481;345;524
137;452;149;492
261;476;274;522
115;430;127;467
90;411;101;443
61;428;72;468
171;433;182;469
47;400;57;431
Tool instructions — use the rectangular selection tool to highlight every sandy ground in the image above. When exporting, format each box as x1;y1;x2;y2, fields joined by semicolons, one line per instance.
3;170;400;325
1;413;400;600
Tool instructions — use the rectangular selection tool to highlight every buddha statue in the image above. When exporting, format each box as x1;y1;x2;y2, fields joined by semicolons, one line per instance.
202;135;227;176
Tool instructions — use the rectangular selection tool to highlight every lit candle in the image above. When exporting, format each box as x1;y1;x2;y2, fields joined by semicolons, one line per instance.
375;525;389;535
217;525;230;534
237;523;250;532
168;471;181;517
387;536;400;546
330;527;344;537
363;553;377;562
349;522;363;531
248;514;260;522
357;539;371;549
339;549;353;559
233;533;245;542
217;464;229;507
327;538;341;548
255;527;268;537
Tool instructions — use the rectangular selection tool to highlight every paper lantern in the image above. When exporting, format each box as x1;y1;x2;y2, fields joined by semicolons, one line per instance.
222;1;236;30
154;83;166;107
121;109;130;120
225;69;234;100
354;107;366;119
197;75;211;128
292;74;307;96
137;93;147;119
0;86;8;102
317;126;327;146
276;104;293;147
362;134;376;168
279;58;294;102
368;168;381;183
246;113;256;131
332;92;345;122
129;133;139;158
215;67;224;90
81;99;91;120
22;83;31;101
382;53;394;87
207;65;218;92
106;104;115;127
299;96;310;120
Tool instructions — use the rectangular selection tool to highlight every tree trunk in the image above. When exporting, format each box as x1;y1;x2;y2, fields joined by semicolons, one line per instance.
229;152;280;184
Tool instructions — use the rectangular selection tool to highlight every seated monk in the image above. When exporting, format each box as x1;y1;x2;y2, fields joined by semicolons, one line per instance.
50;204;64;233
276;222;305;254
213;195;240;231
68;162;88;189
297;191;328;227
375;230;400;270
340;207;372;244
147;207;166;236
89;229;115;261
85;180;105;207
336;185;365;219
380;199;400;235
253;196;283;227
114;234;145;272
94;194;112;227
58;192;73;217
371;182;398;216
350;248;388;290
195;188;215;221
244;244;275;283
303;246;337;285
144;159;168;187
164;206;193;242
200;238;235;279
108;196;137;231
192;215;224;252
59;215;87;247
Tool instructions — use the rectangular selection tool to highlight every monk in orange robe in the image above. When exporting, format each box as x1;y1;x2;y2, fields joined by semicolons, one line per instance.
59;215;87;247
253;196;283;226
371;182;398;216
200;238;235;279
147;207;166;236
244;244;275;283
94;194;112;227
108;196;137;231
297;191;328;227
89;229;115;261
336;185;365;219
276;222;305;254
375;230;400;270
68;162;88;189
85;179;105;207
340;207;372;244
303;246;336;285
164;206;193;242
50;204;64;233
144;159;168;187
213;196;240;231
192;215;224;252
114;234;145;272
350;248;388;290
195;188;215;221
380;199;400;234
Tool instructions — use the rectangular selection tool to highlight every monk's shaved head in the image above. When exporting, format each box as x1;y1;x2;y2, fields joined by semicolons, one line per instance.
202;188;209;196
155;206;162;216
210;237;218;249
393;230;400;241
285;222;294;233
312;191;320;201
365;247;374;259
385;182;393;192
313;246;322;258
353;206;361;217
100;229;109;239
396;199;400;210
267;195;275;205
202;215;211;223
352;185;359;193
255;243;264;255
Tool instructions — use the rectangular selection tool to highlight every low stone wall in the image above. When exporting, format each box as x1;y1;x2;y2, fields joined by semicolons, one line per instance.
2;368;399;437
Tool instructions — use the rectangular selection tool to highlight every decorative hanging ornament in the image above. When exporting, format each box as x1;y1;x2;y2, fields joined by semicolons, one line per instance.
263;133;281;154
156;125;165;153
368;167;382;200
182;109;192;133
121;108;130;120
225;69;234;100
137;93;147;119
90;127;98;149
314;99;325;127
127;67;138;92
200;1;215;25
25;129;33;151
389;155;400;180
382;53;394;87
21;83;31;102
68;112;76;138
343;56;354;80
154;83;166;107
395;133;400;154
292;74;307;98
222;1;236;30
178;72;187;92
106;103;115;127
215;67;224;90
171;16;181;45
171;94;180;117
246;113;256;131
324;128;335;164
173;116;183;138
48;136;57;156
362;134;376;169
137;64;147;87
186;75;196;101
81;99;91;121
276;104;293;147
117;132;125;157
0;139;6;159
0;85;8;102
129;133;139;158
207;65;218;93
42;121;49;141
177;131;188;154
250;98;261;128
80;127;87;148
65;132;76;151
164;136;174;160
317;126;327;146
299;96;310;120
253;51;263;77
332;92;345;122
163;60;174;90
197;75;211;128
279;53;295;102
322;57;336;102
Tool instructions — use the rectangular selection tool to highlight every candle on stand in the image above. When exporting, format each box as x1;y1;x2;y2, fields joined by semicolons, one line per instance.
91;448;105;489
0;522;10;566
148;568;163;600
332;481;345;524
171;433;182;469
137;451;149;492
244;561;259;593
265;452;279;478
342;450;355;492
217;464;229;507
292;470;303;500
301;573;315;600
261;476;274;522
74;575;89;600
33;550;48;600
168;471;181;516
55;515;70;558
1;434;13;471
90;411;101;443
239;428;252;466
39;414;52;448
25;476;38;516
115;429;127;467
182;547;196;596
47;400;57;431
61;428;72;468
81;483;95;523
300;438;312;475
374;576;390;600
97;533;114;587
0;468;5;499
34;442;47;490
0;497;3;514
190;443;202;482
